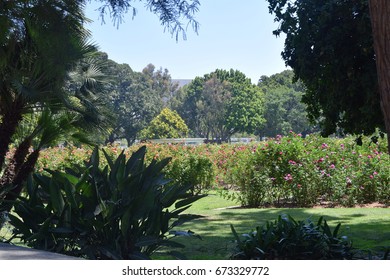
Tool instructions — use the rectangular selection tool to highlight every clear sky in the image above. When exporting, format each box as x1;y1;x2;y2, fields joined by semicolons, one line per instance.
84;0;288;84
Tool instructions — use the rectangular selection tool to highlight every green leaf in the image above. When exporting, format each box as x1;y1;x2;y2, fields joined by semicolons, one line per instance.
231;224;242;246
49;178;65;214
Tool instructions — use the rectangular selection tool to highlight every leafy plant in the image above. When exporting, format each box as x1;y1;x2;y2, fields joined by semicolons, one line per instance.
231;215;353;260
8;146;205;259
166;155;215;195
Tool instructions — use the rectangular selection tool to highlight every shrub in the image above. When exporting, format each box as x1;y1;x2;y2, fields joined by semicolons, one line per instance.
8;146;205;259
230;215;353;260
226;133;389;207
166;155;215;195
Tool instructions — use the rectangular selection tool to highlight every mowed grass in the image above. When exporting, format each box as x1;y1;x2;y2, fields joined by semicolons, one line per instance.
154;192;390;260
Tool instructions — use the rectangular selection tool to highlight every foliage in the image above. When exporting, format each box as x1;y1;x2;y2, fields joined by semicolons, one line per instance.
230;215;353;260
90;55;181;145
224;133;390;207
94;0;200;40
166;154;215;195
7;146;204;259
257;70;315;137
139;108;189;139
175;69;265;140
0;0;110;212
267;0;383;138
35;133;390;208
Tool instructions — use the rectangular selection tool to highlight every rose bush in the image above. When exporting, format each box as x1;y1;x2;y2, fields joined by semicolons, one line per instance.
35;133;390;207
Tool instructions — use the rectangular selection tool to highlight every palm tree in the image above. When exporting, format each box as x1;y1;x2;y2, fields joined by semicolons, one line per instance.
0;0;109;211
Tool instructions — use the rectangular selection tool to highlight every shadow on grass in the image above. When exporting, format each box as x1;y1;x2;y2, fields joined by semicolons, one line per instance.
163;208;390;260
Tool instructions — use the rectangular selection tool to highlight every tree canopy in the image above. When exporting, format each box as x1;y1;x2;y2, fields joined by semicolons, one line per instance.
267;0;383;138
139;107;189;139
175;69;265;141
258;70;314;137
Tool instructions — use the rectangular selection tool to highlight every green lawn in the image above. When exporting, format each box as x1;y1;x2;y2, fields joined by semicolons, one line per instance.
154;192;390;259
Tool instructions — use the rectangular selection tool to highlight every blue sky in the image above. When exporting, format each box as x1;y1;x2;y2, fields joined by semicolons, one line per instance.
84;0;288;84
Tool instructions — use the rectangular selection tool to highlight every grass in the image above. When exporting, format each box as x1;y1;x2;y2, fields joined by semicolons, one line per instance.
154;192;390;259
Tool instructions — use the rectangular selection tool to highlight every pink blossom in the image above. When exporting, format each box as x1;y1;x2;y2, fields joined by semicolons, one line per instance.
288;160;297;165
321;143;329;149
330;164;335;169
284;174;293;181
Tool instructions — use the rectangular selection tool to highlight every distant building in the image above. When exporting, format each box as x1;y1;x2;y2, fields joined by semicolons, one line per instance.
172;79;192;88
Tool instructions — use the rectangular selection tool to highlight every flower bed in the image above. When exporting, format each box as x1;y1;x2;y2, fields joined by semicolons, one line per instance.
36;133;390;207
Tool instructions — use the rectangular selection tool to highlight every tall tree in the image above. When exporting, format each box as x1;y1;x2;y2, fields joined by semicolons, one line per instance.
267;0;388;146
98;59;180;145
368;0;390;151
258;70;314;137
177;69;265;141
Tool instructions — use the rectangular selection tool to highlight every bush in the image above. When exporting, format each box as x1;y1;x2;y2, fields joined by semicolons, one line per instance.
166;155;215;195
8;146;205;259
226;133;390;207
231;215;353;260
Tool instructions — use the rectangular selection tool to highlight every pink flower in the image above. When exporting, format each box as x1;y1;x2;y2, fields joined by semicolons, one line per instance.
321;143;329;149
330;164;335;169
284;174;293;181
369;175;374;179
288;160;297;165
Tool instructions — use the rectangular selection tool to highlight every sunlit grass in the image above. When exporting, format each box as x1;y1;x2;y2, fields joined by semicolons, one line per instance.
154;191;390;259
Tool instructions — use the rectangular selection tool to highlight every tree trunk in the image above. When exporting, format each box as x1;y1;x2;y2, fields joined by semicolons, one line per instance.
2;149;40;212
368;0;390;153
0;138;31;188
0;97;24;169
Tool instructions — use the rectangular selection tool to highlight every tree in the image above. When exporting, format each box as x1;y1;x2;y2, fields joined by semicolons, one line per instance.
139;108;189;139
257;70;314;137
177;69;265;141
0;0;107;210
368;0;390;152
94;56;180;145
267;0;388;145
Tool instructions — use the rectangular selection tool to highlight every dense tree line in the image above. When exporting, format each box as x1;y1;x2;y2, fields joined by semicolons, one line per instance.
84;52;312;142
